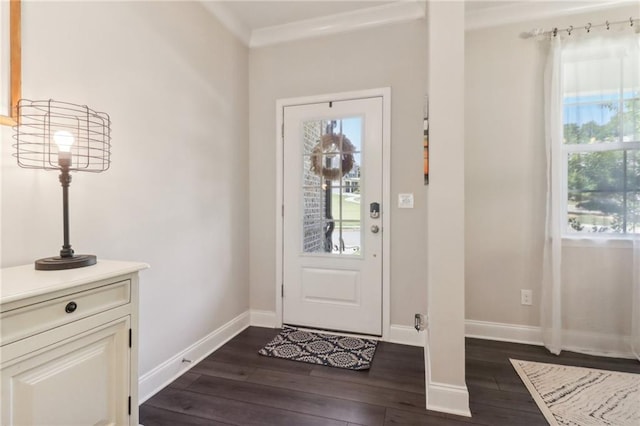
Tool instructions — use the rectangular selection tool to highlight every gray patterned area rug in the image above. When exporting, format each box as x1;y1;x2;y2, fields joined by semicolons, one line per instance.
258;326;378;370
511;359;640;426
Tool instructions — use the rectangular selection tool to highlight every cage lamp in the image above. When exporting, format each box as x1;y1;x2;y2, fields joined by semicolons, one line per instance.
12;99;111;270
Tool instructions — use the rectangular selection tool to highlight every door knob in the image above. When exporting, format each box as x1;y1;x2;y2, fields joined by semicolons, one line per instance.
371;225;379;233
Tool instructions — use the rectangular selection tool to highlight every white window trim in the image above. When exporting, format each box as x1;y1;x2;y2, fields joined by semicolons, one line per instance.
562;235;634;248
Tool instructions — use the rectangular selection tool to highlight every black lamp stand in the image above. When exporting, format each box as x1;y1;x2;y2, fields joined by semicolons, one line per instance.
35;158;96;271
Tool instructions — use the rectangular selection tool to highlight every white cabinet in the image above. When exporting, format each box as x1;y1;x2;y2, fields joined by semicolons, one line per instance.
1;260;148;426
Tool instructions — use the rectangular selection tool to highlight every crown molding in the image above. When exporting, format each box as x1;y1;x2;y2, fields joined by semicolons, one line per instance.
201;0;252;46
203;1;636;45
466;0;637;31
250;1;426;48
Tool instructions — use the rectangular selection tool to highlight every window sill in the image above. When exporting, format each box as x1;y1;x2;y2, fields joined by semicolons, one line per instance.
562;236;633;249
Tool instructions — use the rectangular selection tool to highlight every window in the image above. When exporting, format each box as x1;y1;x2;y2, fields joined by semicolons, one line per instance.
562;36;640;235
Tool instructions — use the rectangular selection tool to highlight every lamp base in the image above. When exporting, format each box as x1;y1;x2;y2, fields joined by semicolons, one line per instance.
35;254;97;271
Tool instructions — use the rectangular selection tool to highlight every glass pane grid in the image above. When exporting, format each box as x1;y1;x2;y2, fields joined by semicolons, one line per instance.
301;117;364;255
567;148;640;234
562;42;639;234
562;90;639;145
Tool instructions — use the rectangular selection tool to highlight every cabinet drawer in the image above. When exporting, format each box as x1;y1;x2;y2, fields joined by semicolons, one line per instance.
1;280;130;346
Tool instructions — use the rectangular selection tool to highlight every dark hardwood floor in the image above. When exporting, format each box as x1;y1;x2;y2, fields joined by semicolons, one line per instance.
140;327;640;425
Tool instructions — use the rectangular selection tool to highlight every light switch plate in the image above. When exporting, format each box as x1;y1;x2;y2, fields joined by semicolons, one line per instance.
398;193;414;208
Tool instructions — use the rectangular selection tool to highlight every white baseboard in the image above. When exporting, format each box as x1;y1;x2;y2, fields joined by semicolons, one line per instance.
249;309;278;328
465;319;635;359
465;319;543;346
562;329;635;359
247;311;424;348
426;382;471;417
388;324;424;346
138;311;250;403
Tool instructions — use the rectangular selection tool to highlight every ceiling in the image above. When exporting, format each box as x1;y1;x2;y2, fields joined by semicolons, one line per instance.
220;1;397;30
200;0;637;47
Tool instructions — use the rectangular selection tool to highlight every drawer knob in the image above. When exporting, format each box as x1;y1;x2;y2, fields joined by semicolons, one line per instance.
65;301;77;313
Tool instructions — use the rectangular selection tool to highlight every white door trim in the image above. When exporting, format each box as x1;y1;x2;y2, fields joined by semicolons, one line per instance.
275;87;391;340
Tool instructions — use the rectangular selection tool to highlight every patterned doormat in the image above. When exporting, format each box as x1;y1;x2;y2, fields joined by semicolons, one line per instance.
511;359;640;426
258;326;378;370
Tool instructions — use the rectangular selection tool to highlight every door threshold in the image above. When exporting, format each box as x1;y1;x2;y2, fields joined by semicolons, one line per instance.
283;323;382;340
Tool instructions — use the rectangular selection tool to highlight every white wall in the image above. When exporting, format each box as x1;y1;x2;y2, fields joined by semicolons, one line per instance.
0;1;250;377
248;20;429;327
465;4;637;354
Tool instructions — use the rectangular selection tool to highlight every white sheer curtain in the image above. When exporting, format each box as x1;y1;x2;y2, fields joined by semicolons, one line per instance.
542;35;563;355
634;237;640;360
542;29;640;359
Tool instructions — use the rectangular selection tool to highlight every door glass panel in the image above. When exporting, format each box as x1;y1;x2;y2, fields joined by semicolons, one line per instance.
302;117;363;255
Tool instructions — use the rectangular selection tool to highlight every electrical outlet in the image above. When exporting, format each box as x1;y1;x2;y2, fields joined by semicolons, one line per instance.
521;289;533;306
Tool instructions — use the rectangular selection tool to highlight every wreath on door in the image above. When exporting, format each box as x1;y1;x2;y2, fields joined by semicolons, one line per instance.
310;133;355;181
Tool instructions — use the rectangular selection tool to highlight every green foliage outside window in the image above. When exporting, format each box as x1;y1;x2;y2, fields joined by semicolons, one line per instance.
565;98;640;233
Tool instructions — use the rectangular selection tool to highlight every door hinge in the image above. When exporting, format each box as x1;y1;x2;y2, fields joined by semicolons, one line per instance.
281;284;284;298
282;122;284;139
282;205;284;217
128;396;131;415
129;328;132;348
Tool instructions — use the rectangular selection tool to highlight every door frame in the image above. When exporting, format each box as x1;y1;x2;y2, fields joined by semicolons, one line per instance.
274;87;391;339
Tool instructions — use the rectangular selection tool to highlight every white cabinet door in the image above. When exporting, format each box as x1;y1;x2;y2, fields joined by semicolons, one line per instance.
1;316;130;426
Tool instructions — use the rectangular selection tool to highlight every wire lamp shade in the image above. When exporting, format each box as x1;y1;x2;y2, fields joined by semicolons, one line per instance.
13;99;112;270
14;99;111;172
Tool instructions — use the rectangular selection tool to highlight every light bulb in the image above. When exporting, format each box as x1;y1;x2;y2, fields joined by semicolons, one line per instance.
54;130;74;153
54;130;74;167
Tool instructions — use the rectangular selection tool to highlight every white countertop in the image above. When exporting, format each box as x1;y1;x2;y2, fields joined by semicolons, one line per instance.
1;260;149;305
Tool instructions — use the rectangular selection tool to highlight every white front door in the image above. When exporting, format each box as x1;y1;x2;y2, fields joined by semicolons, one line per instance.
283;97;383;336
